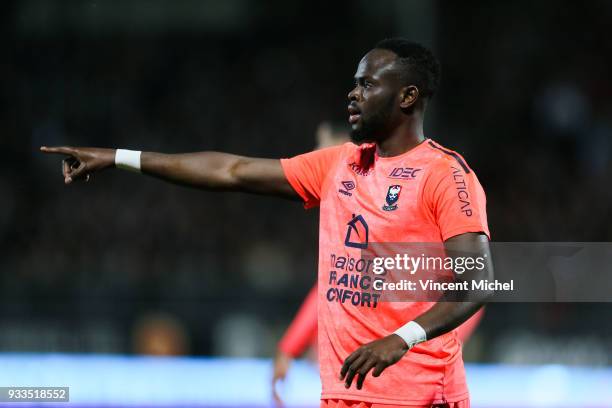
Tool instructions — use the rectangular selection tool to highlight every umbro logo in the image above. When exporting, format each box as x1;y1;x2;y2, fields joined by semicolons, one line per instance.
342;181;355;190
339;180;355;196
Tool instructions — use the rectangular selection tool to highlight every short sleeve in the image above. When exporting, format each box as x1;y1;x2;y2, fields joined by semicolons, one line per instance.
422;158;490;241
280;144;345;209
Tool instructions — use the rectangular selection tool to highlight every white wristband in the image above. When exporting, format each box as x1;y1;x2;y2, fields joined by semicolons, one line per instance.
393;321;427;349
115;149;142;173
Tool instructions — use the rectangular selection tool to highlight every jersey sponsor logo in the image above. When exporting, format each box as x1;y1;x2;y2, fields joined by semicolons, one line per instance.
388;167;422;179
451;166;473;216
344;214;368;249
338;180;355;196
382;185;402;211
326;253;382;308
330;253;374;273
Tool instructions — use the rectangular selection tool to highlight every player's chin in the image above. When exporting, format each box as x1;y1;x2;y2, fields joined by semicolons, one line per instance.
350;129;374;144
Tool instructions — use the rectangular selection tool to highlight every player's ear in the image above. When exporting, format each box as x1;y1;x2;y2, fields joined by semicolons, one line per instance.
399;85;419;109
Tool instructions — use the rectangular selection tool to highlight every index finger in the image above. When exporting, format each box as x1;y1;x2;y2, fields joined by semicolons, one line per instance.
40;146;76;156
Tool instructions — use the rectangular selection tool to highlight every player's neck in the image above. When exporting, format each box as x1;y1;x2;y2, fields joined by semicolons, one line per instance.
376;118;425;158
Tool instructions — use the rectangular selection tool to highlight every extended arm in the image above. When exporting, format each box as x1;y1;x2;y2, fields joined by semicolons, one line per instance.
40;146;297;198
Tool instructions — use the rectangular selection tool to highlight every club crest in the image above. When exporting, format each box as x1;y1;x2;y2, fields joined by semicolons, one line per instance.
382;185;402;211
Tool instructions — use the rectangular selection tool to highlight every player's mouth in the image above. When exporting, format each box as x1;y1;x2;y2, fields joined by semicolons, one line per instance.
348;105;361;124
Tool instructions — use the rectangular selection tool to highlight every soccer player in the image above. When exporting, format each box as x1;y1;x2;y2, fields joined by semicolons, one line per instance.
41;38;492;408
272;124;486;406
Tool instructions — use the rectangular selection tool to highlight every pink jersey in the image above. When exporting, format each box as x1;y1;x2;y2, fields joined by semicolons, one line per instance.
281;139;489;405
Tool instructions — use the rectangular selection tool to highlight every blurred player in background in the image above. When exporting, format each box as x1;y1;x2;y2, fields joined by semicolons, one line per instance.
272;122;350;405
132;312;190;356
41;38;492;408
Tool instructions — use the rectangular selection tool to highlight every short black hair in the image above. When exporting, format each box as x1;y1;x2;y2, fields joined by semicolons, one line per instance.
374;38;441;98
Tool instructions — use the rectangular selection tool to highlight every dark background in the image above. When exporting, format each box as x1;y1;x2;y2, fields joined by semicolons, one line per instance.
1;0;611;364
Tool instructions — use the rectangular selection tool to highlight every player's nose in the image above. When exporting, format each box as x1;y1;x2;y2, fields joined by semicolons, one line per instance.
348;86;360;102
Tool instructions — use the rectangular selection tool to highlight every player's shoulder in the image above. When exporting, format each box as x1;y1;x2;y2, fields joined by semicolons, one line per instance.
317;141;357;156
340;141;361;153
296;142;353;163
330;141;374;164
422;139;474;175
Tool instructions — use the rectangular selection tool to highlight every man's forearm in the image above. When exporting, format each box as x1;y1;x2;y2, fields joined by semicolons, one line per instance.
140;151;247;190
413;301;485;341
139;151;296;196
394;232;494;345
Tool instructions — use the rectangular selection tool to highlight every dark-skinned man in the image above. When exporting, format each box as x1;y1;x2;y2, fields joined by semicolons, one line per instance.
41;38;492;408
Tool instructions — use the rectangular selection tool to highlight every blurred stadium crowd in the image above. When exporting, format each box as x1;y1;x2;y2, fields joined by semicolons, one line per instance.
1;1;611;365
